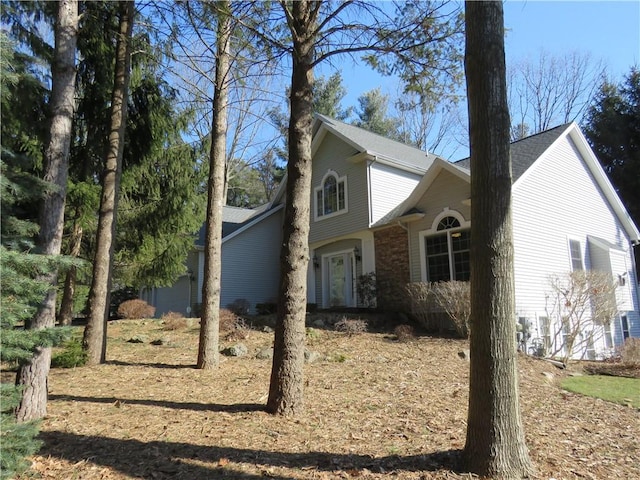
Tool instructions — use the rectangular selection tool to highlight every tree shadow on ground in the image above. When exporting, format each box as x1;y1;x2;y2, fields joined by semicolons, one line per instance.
106;360;197;369
38;430;465;479
48;394;265;413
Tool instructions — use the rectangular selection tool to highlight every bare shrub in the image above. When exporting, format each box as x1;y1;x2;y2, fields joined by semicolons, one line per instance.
405;282;470;336
117;299;156;319
161;312;187;331
620;337;640;365
227;298;250;316
394;324;415;342
545;271;618;363
220;308;241;332
334;317;368;335
431;281;471;338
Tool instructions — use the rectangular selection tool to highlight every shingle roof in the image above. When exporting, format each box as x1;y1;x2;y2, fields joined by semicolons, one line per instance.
195;204;271;246
314;114;439;172
453;123;571;181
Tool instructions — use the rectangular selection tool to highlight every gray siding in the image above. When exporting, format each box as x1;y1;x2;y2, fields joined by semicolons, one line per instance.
220;208;284;312
369;162;421;223
406;170;471;282
309;132;369;244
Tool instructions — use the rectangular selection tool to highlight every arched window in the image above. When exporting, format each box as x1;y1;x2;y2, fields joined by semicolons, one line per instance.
315;171;347;219
423;213;470;282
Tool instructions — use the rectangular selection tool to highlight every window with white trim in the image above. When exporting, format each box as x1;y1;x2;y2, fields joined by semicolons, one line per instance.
424;216;470;282
621;314;630;340
568;239;584;271
315;172;346;219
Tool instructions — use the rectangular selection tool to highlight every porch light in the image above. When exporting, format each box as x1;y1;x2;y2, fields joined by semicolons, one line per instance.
313;254;320;269
354;246;361;262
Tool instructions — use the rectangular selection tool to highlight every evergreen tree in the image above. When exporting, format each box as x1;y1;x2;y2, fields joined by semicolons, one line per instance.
354;87;402;139
0;31;68;478
584;68;640;227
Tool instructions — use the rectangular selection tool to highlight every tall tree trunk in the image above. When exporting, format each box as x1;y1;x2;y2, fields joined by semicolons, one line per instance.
15;0;78;423
83;0;134;366
197;0;231;369
267;0;316;416
58;219;83;326
463;2;533;478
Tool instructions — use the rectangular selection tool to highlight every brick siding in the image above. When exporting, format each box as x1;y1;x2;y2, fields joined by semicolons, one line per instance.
374;225;411;311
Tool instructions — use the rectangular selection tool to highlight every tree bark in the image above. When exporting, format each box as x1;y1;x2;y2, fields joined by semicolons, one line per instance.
463;2;533;478
197;0;231;369
58;220;83;326
267;0;316;416
15;0;78;423
83;0;134;366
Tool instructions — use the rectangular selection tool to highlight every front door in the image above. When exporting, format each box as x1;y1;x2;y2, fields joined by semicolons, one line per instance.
328;253;352;307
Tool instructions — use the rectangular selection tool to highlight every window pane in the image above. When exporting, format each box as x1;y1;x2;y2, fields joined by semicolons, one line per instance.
324;176;337;214
437;216;461;231
316;190;323;217
453;251;470;281
337;180;345;210
451;230;470;251
426;234;448;255
427;254;451;282
569;239;583;271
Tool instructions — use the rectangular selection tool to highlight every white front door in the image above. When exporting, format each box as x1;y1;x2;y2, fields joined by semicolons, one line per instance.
327;253;353;307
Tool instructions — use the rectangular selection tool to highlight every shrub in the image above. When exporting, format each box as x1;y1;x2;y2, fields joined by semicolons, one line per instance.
334;317;368;335
51;338;87;369
161;312;187;331
256;302;277;315
620;337;640;365
357;272;377;308
117;299;155;319
394;324;415;342
108;287;139;319
227;298;250;316
405;282;470;337
220;308;242;332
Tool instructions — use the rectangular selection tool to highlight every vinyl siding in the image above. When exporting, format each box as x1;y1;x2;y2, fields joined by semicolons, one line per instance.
406;170;471;282
369;162;421;224
218;208;284;313
309;132;369;243
512;135;639;351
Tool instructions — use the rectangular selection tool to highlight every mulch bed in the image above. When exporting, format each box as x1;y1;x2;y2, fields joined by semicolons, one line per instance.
7;316;640;479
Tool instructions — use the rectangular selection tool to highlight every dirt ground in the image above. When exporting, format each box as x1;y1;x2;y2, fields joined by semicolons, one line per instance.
7;315;640;480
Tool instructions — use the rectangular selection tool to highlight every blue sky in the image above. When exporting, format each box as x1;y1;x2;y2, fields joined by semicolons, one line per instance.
323;1;639;159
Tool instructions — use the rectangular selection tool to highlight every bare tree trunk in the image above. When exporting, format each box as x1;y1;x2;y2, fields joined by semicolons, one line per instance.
267;0;316;416
197;0;231;369
463;2;533;478
83;0;134;366
15;0;78;423
58;220;83;326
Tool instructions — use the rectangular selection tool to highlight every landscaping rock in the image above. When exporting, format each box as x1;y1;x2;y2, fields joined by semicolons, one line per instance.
311;319;326;328
256;347;274;360
542;371;555;382
304;349;322;364
457;349;470;361
262;325;274;334
221;343;248;357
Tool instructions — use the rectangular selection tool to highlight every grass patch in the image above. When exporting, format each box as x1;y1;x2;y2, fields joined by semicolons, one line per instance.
561;375;640;408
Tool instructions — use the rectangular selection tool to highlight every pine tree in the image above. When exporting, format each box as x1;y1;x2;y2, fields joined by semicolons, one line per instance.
0;32;69;478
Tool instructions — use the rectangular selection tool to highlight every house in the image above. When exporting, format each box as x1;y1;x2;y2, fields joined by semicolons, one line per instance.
145;116;639;359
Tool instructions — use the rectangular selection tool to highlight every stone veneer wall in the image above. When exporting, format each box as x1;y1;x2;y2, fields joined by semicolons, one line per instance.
373;225;411;312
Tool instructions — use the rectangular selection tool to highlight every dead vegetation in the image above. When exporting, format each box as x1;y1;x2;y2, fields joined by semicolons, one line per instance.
6;316;639;480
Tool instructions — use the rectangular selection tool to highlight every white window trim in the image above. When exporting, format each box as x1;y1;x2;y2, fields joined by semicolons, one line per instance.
419;208;470;282
314;170;348;222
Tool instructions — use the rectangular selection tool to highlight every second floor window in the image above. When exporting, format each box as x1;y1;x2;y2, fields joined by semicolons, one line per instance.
315;172;346;219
